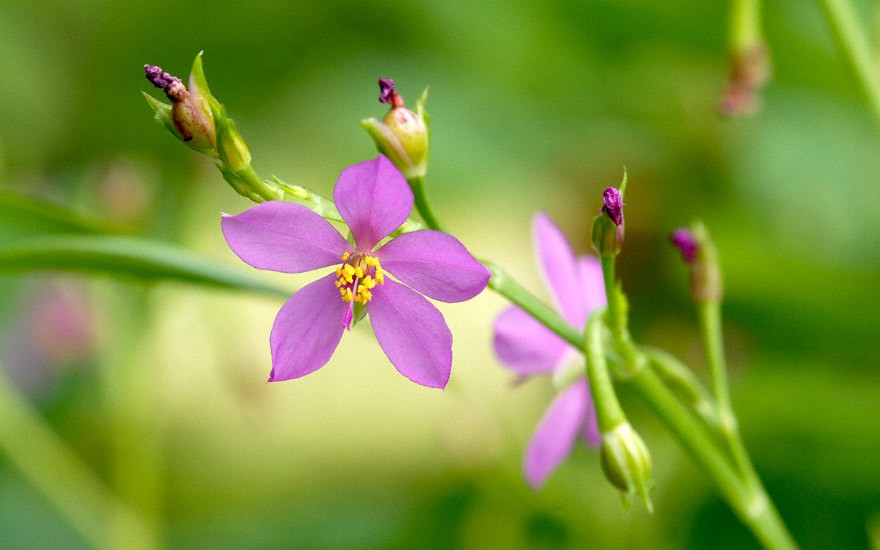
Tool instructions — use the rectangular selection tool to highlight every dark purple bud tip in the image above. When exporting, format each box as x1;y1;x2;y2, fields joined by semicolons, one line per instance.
378;77;404;108
378;78;395;103
145;64;186;100
601;187;624;226
670;228;699;263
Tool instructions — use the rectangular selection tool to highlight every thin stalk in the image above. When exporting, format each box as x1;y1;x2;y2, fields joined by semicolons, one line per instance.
641;345;721;431
599;255;639;369
730;0;762;54
819;0;880;127
408;175;445;232
484;262;582;348
698;301;753;480
584;307;626;430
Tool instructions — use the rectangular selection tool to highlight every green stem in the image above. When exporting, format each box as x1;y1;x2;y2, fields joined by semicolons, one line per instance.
408;175;445;232
0;369;155;550
819;0;880;127
599;255;639;369
624;368;797;550
699;302;731;413
730;0;762;54
484;262;582;349
584;307;626;430
699;301;754;481
641;345;721;430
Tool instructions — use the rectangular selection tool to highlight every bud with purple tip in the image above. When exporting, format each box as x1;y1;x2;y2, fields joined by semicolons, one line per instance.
143;53;217;156
361;78;429;180
601;187;624;226
670;223;722;302
591;174;627;258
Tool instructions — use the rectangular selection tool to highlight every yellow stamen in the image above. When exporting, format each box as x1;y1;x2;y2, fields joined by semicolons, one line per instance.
334;252;385;307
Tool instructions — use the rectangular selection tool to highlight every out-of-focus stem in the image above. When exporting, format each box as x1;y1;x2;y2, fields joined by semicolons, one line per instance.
819;0;880;126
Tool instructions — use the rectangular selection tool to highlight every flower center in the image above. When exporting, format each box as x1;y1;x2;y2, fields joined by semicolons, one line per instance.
335;252;385;306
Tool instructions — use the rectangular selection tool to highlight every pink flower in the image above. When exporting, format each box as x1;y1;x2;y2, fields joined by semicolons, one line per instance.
493;213;606;488
222;155;490;389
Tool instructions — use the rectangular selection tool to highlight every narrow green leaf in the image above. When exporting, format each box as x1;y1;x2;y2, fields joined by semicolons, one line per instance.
0;234;291;298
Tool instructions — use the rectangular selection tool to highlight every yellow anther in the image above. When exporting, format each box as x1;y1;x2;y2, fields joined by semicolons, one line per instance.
354;266;364;278
341;252;350;261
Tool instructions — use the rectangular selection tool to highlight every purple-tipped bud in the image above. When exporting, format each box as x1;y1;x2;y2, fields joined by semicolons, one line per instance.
362;79;429;178
670;228;699;263
601;187;624;226
592;186;625;257
672;223;722;303
144;64;187;101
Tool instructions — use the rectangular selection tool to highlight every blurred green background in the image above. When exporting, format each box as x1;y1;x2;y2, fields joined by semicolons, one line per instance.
1;0;879;548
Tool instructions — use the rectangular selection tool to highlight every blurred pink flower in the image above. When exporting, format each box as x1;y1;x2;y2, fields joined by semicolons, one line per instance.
493;213;606;488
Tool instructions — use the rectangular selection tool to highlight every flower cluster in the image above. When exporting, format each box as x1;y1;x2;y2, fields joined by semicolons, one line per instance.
222;155;490;389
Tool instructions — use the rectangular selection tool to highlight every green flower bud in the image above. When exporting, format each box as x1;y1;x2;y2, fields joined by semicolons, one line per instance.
143;54;217;157
600;422;654;511
361;79;429;179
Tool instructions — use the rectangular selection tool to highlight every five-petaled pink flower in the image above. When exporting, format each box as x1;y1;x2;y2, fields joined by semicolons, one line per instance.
493;213;606;488
222;155;490;389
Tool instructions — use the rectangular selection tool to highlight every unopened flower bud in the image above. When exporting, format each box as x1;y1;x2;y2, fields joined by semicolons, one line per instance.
601;187;624;226
600;422;654;511
670;223;722;303
361;78;429;179
591;186;625;257
144;61;216;153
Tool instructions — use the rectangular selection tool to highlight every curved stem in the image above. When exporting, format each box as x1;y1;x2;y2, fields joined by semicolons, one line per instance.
584;307;626;430
408;175;446;231
484;262;582;348
819;0;880;127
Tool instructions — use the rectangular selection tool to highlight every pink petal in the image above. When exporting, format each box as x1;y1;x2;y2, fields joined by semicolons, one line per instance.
493;306;568;376
377;230;490;303
533;213;585;326
367;278;452;389
333;155;413;251
524;379;589;489
222;202;352;274
269;273;348;382
577;256;607;317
